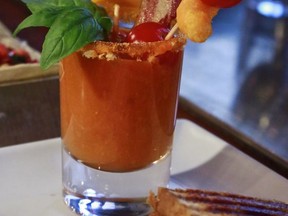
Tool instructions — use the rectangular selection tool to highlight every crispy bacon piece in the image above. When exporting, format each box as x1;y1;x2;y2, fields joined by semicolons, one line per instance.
136;0;181;26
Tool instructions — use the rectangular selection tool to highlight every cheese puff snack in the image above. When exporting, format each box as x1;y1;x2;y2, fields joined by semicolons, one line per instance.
176;0;219;42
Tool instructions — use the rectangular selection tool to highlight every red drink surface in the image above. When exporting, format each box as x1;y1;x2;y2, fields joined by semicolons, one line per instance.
60;38;185;172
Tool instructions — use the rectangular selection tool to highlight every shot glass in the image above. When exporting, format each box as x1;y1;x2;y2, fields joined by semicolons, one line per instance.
60;35;186;215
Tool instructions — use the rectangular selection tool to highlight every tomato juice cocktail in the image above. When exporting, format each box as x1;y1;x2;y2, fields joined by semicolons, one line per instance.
60;36;185;172
14;0;240;213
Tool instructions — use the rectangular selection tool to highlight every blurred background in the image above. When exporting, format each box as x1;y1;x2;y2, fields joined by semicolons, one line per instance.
180;0;288;170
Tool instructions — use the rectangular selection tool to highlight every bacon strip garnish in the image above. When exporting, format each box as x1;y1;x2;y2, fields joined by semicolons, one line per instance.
136;0;181;26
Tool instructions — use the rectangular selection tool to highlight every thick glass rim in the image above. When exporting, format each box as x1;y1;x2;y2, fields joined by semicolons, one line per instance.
79;35;187;61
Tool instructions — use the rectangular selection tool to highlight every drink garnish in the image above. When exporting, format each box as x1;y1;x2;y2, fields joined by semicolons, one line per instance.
14;0;112;69
14;0;243;68
92;0;142;22
201;0;242;8
176;0;219;42
112;4;120;35
175;0;241;42
125;22;170;42
165;23;179;40
136;0;181;26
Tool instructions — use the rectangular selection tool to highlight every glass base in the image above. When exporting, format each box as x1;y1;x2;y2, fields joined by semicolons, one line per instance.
62;146;171;215
63;191;150;216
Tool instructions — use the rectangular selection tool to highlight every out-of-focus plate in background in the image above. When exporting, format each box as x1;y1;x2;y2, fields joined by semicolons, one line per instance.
0;21;58;85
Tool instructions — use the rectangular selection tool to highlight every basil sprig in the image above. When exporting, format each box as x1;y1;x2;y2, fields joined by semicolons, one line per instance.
14;0;113;69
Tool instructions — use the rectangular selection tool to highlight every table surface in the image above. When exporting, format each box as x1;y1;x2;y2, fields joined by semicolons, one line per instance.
1;120;288;216
0;1;287;179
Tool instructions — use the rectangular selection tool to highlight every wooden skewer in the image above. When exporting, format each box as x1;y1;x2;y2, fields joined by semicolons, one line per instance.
165;23;179;40
113;4;120;34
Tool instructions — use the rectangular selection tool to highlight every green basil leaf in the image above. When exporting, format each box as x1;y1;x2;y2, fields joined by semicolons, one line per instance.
98;17;113;33
40;7;104;69
22;0;95;13
93;5;109;19
92;5;112;32
13;8;63;36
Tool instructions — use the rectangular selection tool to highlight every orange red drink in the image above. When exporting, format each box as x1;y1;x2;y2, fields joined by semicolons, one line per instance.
60;36;185;172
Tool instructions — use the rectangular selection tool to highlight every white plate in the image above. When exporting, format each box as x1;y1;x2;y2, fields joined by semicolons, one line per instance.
0;119;287;216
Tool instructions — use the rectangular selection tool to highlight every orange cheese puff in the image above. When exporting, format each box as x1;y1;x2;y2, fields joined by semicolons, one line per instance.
176;0;219;42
